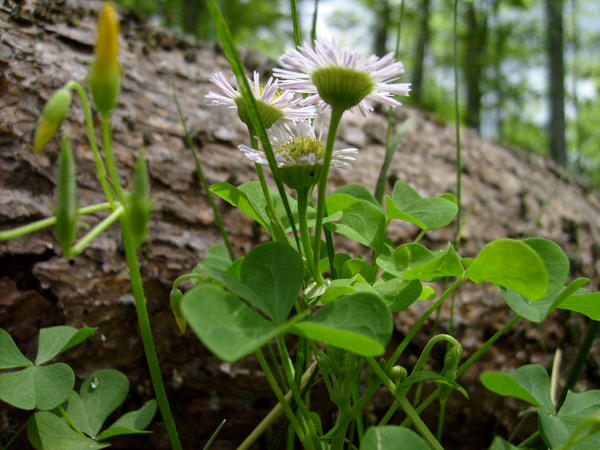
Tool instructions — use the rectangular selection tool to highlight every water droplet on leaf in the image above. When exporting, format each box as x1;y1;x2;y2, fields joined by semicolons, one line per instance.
90;377;99;389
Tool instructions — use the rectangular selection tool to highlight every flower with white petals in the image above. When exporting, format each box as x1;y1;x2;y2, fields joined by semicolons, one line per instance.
273;39;411;115
239;119;357;189
206;71;315;128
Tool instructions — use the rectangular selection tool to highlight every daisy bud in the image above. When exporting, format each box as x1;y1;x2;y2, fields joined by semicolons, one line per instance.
440;345;462;402
55;136;78;258
89;2;121;114
34;87;72;153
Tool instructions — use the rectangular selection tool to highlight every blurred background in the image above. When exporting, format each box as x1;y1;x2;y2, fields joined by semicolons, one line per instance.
113;0;600;186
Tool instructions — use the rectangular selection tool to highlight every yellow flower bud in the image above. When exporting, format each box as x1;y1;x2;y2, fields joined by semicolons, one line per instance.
89;2;121;113
34;87;72;153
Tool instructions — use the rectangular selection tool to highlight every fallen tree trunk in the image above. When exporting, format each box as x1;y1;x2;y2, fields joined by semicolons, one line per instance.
1;1;599;448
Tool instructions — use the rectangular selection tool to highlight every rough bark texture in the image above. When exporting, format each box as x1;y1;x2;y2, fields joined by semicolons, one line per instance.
1;1;600;449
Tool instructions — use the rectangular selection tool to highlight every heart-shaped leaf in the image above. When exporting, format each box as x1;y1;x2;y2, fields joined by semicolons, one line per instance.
523;237;569;297
27;411;109;450
35;326;96;365
210;182;269;229
0;363;75;410
481;364;554;413
97;399;157;440
557;289;600;320
360;425;430;450
384;181;457;230
291;292;392;356
403;243;464;280
374;278;422;312
241;242;304;323
466;239;548;301
539;410;600;450
376;243;438;278
326;200;386;253
502;278;589;323
182;284;294;362
334;184;380;207
0;328;32;369
65;369;129;437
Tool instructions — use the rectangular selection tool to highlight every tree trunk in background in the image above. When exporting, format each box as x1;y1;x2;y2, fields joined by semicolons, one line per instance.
411;0;431;105
492;0;506;141
463;2;487;132
373;0;391;56
545;0;567;166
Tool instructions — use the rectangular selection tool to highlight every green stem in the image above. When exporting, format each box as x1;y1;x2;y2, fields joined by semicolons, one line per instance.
518;430;540;448
203;419;226;450
100;113;125;203
452;0;462;250
66;81;114;205
297;187;315;277
238;361;317;450
0;202;112;240
313;107;344;278
289;0;302;47
58;406;84;437
69;205;124;257
255;349;314;450
437;401;446;442
173;85;235;260
367;357;443;450
2;420;25;450
557;319;600;408
121;217;182;450
310;0;319;45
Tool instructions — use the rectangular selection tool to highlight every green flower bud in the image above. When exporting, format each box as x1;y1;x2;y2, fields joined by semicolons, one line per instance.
55;136;78;258
89;2;121;113
234;97;284;129
440;345;462;402
279;164;321;190
311;67;375;111
170;287;186;333
34;87;72;153
389;365;408;385
125;150;153;249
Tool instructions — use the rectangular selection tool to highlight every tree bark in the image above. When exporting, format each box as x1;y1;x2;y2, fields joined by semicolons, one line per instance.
545;0;567;165
373;0;391;56
463;2;488;132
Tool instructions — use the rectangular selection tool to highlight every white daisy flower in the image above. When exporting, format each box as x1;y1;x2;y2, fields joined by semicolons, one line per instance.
206;71;315;128
273;39;411;115
238;119;358;189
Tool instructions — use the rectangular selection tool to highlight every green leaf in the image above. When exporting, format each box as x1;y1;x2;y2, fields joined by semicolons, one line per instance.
97;399;157;440
502;278;589;323
325;199;386;253
384;181;458;230
334;184;380;207
326;193;360;216
466;239;548;301
210;182;269;229
403;243;464;280
539;410;600;450
27;412;109;450
376;243;437;278
374;278;422;312
558;289;600;320
402;370;468;398
0;363;74;410
319;278;357;304
291;292;392;356
182;284;293;362
340;258;377;284
240;242;304;323
360;426;430;450
66;369;129;437
35;326;96;365
0;328;32;369
480;364;554;413
489;436;520;450
523;237;569;297
559;390;600;417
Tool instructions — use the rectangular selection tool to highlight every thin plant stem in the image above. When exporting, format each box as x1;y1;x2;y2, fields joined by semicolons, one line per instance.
313;107;344;281
100;113;125;203
173;85;234;260
203;419;226;450
66;81;114;205
58;406;84;437
289;0;302;47
206;0;301;252
297;187;316;277
2;420;25;450
255;349;314;450
120;218;182;450
366;357;443;450
239;361;317;450
557;320;600;408
452;0;462;250
518;430;540;448
310;0;319;45
102;113;182;450
437;401;446;442
69;205;124;257
0;202;112;240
